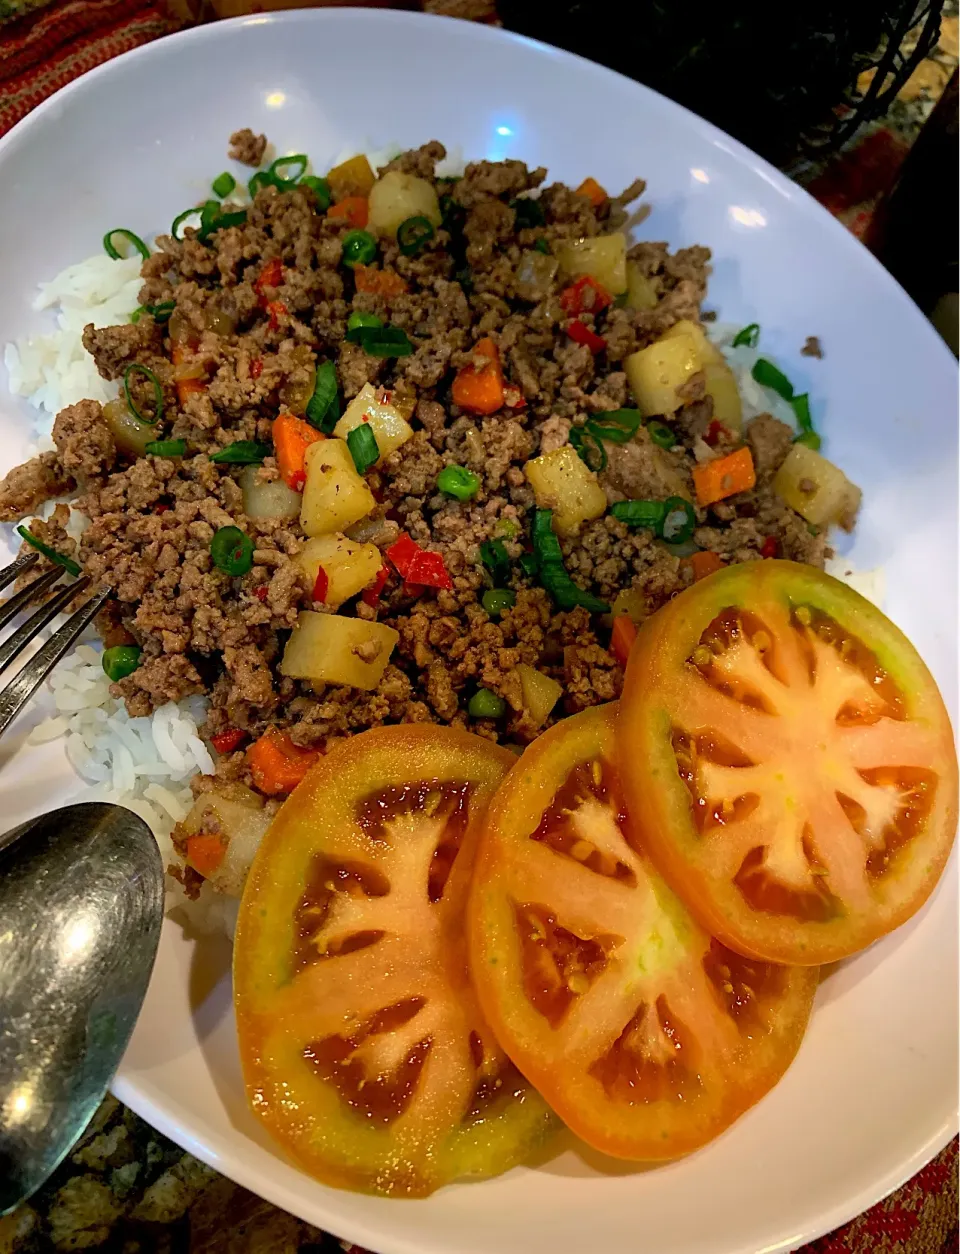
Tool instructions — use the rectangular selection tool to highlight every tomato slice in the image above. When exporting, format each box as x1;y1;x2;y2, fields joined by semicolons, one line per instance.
619;560;958;965
233;725;557;1197
468;704;817;1160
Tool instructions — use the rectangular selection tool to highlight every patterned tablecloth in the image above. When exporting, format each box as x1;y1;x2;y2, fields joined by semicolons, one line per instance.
0;2;957;1251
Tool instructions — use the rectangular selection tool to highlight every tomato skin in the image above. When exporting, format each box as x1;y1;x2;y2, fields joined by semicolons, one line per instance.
234;724;556;1197
619;560;959;966
468;703;818;1161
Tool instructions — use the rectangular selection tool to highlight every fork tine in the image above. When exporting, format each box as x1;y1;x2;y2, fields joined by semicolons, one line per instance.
0;588;111;740
0;551;39;594
0;567;64;633
0;576;91;675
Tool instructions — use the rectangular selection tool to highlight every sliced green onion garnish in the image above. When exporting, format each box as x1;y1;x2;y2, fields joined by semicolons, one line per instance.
212;172;236;198
437;465;480;501
210;441;270;465
248;170;275;198
305;360;340;432
145;439;186;457
660;497;697;544
482;588;516;618
345;311;383;343
533;238;550;254
131;300;175;325
588;409;643;443
510;197;545;229
357;325;414;359
202;209;247;239
519;552;539;578
269;154;309;188
347;423;379;475
210;526;254;576
752;357;794;400
647;420;676;449
732;323;760;348
16;526;81;576
479;539;511;585
790;393;820;448
610;500;667;530
341;230;378;268
103;229;150;262
171;208;202;240
531;509;609;613
102;645;141;682
569;426;606;472
794;430;822;451
397;216;435;256
123;363;163;426
468;688;506;719
300;175;331;211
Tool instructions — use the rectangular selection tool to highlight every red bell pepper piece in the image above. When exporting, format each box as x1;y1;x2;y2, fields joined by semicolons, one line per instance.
385;533;453;590
761;535;779;559
254;258;282;301
250;358;263;380
266;300;287;330
312;565;329;604
704;419;728;446
211;727;246;754
361;565;390;607
253;585;269;602
567;320;606;354
559;275;613;317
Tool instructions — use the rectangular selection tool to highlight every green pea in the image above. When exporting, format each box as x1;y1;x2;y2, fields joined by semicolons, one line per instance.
102;645;141;682
482;589;516;618
468;688;507;719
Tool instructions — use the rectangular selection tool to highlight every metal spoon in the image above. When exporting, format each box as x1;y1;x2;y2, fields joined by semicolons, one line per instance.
0;802;164;1213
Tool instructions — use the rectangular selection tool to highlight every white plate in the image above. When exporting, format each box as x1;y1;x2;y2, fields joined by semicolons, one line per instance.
0;10;956;1254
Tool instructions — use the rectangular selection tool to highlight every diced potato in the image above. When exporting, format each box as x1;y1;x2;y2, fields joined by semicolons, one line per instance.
327;153;375;201
240;465;302;521
610;587;647;624
102;398;154;457
773;444;862;531
661;319;725;366
300;439;376;537
703;360;743;435
624;261;659;311
524;446;607;537
624;335;702;417
181;784;274;899
556;232;628;296
281;612;399;690
516;664;562;730
333;383;414;463
298;534;383;609
367;170;442;239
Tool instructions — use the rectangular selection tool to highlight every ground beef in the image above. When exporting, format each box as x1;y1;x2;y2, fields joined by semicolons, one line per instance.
228;128;267;167
801;336;824;358
52;399;116;482
747;413;794;480
0;452;71;522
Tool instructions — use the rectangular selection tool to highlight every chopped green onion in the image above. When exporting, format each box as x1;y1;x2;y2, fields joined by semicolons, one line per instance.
468;688;506;719
123;363;163;426
210;526;254;576
269;154;308;188
16;526;81;576
437;465;480;501
510;197;545;229
347;423;379;475
300;175;331;212
533;238;550;254
211;171;236;198
102;645;141;682
248;170;275;198
647;420;676;449
660;497;697;544
171;208;202;240
482;588;516;618
357;325;414;358
479;539;511;585
610;500;666;530
569;426;606;472
202;209;246;239
790;393;820;448
145;439;186;458
131;300;175;325
752;357;794;400
588;409;643;443
341;229;378;268
732;323;760;348
397;216;435;256
305;360;340;432
531;509;609;613
103;229;150;262
345;311;383;344
210;441;270;465
795;430;822;451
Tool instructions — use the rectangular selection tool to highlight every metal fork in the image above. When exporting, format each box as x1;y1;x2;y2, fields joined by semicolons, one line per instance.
0;551;110;739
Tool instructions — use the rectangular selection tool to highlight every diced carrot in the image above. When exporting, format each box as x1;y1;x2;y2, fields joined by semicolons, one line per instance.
692;446;756;507
684;550;726;582
247;728;320;796
327;197;369;228
185;832;225;879
273;412;324;491
353;264;409;297
610;615;638;667
451;338;504;415
171;343;206;407
575;177;607;207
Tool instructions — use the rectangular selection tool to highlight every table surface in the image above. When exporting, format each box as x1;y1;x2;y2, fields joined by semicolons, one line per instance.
0;2;956;1251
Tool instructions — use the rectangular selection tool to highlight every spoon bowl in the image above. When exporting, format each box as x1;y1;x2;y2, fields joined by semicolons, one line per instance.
0;802;164;1213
